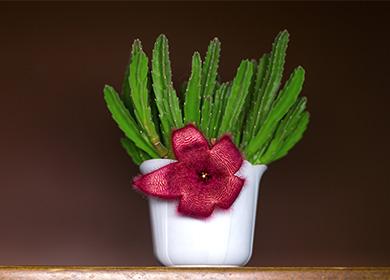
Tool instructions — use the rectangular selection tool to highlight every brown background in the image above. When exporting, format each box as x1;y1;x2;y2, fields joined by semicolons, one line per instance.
0;2;389;266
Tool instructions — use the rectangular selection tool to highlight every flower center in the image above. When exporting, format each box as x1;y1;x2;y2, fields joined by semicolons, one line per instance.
199;171;211;182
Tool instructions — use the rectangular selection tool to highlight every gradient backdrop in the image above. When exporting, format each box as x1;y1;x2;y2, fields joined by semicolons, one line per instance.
0;2;389;266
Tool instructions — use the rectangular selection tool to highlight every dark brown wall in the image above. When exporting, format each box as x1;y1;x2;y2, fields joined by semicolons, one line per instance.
0;2;389;266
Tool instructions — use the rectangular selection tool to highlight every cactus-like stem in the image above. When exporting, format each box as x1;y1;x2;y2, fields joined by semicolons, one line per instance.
246;66;305;159
259;96;307;163
241;54;270;149
103;85;159;158
104;32;309;166
152;34;183;148
120;137;150;165
249;31;289;145
200;38;221;138
129;40;168;158
184;52;202;124
120;54;135;115
209;82;229;139
270;111;310;163
218;60;254;136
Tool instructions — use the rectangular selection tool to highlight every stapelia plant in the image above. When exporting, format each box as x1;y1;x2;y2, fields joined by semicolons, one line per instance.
104;30;309;165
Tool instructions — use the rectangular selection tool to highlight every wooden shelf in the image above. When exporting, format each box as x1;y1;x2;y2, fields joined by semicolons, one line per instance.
0;267;390;279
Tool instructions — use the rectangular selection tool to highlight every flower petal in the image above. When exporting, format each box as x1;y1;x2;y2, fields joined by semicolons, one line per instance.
168;162;200;194
133;163;180;199
210;135;243;175
214;176;245;209
172;124;209;162
177;192;216;218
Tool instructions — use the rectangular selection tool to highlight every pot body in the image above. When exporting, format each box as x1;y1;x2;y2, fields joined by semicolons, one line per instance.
139;159;267;267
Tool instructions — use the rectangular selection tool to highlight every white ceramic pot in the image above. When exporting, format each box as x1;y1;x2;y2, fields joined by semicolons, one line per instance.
139;159;267;267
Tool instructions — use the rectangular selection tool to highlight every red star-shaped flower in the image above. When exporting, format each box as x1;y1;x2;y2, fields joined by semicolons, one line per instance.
133;124;245;218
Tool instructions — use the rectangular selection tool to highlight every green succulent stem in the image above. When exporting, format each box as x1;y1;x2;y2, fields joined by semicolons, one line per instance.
200;38;221;138
246;66;305;160
184;52;202;124
241;53;270;149
103;85;159;158
129;39;168;158
104;31;309;166
218;59;254;135
152;34;183;147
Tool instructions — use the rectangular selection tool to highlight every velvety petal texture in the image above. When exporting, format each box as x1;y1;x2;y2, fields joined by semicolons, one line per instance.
132;124;245;218
133;163;181;199
172;124;209;162
210;135;243;175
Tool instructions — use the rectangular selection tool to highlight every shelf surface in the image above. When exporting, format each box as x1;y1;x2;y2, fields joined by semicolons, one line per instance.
0;267;390;279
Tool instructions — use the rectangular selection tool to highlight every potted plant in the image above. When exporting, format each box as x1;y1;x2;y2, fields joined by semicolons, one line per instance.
103;30;309;266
